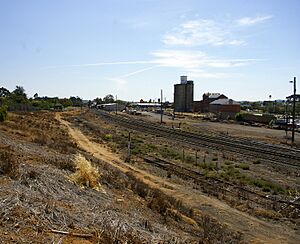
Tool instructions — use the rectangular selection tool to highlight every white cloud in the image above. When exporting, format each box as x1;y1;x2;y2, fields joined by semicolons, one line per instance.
151;49;258;70
151;49;260;79
237;15;273;26
162;19;245;47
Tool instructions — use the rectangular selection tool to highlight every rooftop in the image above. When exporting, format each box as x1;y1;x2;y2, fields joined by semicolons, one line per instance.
210;98;240;105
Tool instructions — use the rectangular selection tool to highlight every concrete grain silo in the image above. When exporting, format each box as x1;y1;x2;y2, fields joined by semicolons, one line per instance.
174;76;194;112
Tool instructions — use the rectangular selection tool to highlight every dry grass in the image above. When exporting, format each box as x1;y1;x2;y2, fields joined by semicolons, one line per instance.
166;208;198;228
69;154;101;191
254;208;282;220
0;146;19;179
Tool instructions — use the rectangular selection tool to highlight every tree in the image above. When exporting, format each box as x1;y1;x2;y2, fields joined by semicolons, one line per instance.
103;94;114;103
0;87;10;97
69;96;82;107
13;86;27;98
10;86;27;103
93;97;103;104
33;93;39;99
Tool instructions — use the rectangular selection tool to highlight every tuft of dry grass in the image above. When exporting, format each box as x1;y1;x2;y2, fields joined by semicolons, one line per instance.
254;208;282;220
69;154;101;191
0;146;19;179
166;208;198;228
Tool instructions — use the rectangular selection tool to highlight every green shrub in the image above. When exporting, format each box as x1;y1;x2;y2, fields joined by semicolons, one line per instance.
235;112;243;121
185;155;195;164
253;159;261;164
0;106;7;122
236;163;250;170
104;134;113;140
251;179;285;194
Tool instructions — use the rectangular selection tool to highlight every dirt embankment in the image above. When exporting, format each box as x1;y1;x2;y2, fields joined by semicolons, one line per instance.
56;112;300;244
0;111;200;243
0;110;299;243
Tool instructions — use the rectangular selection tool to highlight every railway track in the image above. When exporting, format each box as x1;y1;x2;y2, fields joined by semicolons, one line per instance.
93;110;300;168
141;155;300;218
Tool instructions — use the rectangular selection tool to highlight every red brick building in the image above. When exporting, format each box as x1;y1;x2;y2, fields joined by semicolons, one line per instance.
209;98;240;119
193;93;228;112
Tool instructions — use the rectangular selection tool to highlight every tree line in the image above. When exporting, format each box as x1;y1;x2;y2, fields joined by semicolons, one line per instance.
0;86;126;121
0;86;84;112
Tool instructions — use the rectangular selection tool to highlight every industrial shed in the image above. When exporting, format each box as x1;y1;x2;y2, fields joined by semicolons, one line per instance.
209;98;240;119
97;103;125;112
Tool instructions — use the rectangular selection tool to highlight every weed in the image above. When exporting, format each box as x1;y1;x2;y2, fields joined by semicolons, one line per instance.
253;159;261;164
250;178;285;194
254;209;282;220
69;154;101;191
185;155;195;164
104;134;113;140
0;106;8;122
31;133;49;145
0;147;19;179
236;163;250;170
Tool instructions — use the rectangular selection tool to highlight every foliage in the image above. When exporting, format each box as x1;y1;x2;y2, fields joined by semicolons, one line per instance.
235;113;243;121
253;159;261;164
0;106;7;122
104;134;113;140
235;163;250;170
69;96;83;107
103;94;115;103
0;86;85;111
0;87;10;97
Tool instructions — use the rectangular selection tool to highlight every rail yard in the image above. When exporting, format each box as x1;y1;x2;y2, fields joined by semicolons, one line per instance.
0;109;299;243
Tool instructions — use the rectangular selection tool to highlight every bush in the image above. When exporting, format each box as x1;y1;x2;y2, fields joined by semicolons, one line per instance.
236;163;250;170
251;178;285;194
104;134;113;140
253;159;261;164
0;148;19;178
0;106;7;122
235;112;243;121
69;154;101;190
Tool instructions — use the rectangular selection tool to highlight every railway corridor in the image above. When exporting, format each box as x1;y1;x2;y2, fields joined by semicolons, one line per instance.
57;112;300;244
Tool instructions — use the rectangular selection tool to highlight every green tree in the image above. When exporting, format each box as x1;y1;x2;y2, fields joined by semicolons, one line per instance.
69;96;82;106
0;87;10;97
103;94;114;103
10;86;27;103
93;97;103;104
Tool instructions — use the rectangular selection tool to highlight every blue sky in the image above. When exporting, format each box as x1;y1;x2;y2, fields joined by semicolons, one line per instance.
0;0;299;101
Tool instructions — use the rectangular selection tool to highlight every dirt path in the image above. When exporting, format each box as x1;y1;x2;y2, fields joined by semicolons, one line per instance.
56;113;300;243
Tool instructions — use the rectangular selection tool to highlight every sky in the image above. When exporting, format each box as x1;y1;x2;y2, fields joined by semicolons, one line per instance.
0;0;299;102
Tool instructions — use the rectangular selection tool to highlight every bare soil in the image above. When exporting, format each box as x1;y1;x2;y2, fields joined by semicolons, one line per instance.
0;110;299;243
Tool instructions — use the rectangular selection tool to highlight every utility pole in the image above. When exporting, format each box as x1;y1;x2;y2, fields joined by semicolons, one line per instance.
291;77;296;144
160;89;163;124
